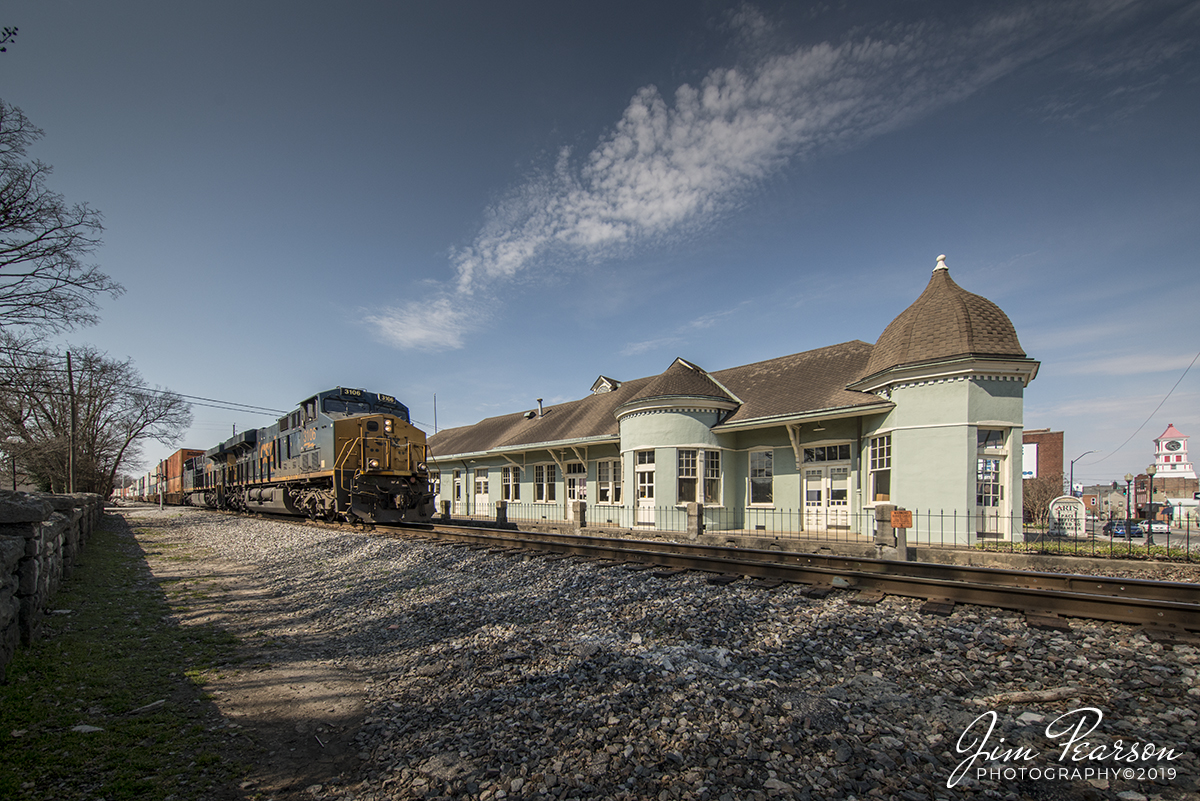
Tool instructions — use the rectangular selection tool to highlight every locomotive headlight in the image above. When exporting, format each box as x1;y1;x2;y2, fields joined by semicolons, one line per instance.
384;420;393;433
368;459;380;469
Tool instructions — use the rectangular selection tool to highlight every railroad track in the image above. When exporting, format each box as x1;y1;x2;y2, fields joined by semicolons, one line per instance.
376;522;1200;639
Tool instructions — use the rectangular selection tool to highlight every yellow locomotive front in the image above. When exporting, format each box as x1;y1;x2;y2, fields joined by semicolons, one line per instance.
332;408;435;524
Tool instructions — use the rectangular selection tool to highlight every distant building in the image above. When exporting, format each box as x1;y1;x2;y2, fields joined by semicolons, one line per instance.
429;256;1039;543
1022;429;1063;487
1153;424;1196;479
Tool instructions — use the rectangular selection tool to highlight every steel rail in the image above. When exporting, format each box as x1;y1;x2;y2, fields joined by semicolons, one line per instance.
380;523;1200;633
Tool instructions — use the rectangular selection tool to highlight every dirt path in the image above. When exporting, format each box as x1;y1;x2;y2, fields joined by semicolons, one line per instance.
128;511;367;799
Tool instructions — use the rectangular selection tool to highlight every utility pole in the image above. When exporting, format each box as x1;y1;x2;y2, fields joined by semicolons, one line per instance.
66;351;77;493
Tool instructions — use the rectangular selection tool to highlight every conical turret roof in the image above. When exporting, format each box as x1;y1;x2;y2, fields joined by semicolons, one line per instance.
858;255;1026;382
622;358;738;406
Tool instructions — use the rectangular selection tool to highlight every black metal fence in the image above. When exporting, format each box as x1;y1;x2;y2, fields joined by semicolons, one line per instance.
437;501;1199;562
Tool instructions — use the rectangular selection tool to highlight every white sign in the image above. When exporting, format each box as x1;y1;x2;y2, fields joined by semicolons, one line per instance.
1022;443;1038;479
1048;496;1086;537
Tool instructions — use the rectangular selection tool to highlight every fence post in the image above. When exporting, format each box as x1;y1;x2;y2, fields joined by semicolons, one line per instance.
570;500;586;531
495;500;507;526
686;502;702;540
873;503;895;548
440;500;450;522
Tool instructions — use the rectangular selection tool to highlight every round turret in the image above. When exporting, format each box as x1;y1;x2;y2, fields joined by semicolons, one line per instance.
859;255;1026;382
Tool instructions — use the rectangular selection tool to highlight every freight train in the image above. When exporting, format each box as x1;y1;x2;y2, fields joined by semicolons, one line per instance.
126;387;435;525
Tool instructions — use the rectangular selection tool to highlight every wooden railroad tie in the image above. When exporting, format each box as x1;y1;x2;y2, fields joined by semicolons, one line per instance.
651;568;688;579
707;574;740;586
1024;611;1072;631
920;598;955;617
850;590;885;605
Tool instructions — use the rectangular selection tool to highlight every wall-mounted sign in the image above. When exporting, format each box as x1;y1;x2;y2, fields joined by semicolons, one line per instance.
1022;443;1038;479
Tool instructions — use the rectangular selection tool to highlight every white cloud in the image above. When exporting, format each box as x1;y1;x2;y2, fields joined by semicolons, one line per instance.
364;296;479;352
448;3;1131;298
376;0;1191;350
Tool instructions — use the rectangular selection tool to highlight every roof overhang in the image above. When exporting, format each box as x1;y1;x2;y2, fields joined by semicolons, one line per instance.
711;401;895;432
615;395;740;421
847;355;1040;394
428;433;619;464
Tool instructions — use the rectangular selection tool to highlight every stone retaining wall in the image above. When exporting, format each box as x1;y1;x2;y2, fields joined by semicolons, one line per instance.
0;490;105;681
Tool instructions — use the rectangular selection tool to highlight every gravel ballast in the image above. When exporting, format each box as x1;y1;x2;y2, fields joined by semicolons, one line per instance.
119;507;1200;801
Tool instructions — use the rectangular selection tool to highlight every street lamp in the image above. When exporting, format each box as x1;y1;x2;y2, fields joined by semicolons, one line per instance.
1124;473;1133;536
1069;451;1097;498
1146;463;1157;546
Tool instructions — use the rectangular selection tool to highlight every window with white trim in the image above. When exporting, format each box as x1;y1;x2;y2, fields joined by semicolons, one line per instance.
534;464;557;502
501;466;520;501
597;459;622;504
703;450;721;504
869;435;891;502
473;468;488;496
678;449;722;504
678;449;698;503
803;444;851;462
750;449;773;505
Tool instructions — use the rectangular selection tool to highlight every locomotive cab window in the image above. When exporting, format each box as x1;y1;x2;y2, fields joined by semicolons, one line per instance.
323;398;370;416
303;398;317;422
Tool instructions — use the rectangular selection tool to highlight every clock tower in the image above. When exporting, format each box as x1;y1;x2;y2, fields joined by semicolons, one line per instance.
1154;424;1196;479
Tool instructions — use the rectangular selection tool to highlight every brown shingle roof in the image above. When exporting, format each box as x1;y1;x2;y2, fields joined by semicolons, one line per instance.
712;340;883;426
859;258;1025;381
428;342;890;458
428;377;651;458
622;358;738;405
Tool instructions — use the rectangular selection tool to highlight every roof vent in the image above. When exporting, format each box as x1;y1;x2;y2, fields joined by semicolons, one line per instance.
536;398;544;418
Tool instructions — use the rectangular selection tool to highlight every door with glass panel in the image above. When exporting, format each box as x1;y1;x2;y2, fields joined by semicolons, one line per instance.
803;466;850;530
473;468;489;516
976;457;1003;536
635;451;655;526
452;470;465;516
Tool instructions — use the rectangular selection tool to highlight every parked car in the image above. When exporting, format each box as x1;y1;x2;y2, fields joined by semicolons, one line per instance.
1149;520;1170;535
1107;521;1145;538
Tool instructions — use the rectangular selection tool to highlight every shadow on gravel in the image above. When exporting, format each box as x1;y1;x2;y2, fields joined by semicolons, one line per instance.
114;509;367;801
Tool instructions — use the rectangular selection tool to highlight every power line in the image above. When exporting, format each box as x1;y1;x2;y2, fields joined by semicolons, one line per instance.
1081;347;1200;467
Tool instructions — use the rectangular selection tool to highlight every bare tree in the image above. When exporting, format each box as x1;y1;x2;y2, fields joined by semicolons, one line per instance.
1022;471;1063;530
0;99;123;332
0;333;191;495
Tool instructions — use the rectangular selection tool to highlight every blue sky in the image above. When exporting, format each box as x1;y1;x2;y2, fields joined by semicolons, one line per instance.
3;0;1198;487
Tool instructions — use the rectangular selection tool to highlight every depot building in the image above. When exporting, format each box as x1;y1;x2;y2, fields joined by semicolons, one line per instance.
428;256;1039;543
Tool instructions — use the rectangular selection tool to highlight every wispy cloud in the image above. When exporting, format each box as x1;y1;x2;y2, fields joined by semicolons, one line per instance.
364;296;480;352
621;336;685;358
1064;351;1200;377
373;0;1190;350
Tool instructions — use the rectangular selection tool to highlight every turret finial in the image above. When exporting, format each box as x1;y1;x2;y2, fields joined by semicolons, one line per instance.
934;254;948;272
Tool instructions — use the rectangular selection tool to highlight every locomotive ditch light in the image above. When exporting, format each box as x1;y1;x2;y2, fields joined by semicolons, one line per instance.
417;462;427;473
368;459;380;469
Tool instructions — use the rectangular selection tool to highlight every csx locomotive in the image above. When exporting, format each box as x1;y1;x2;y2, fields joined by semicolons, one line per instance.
179;387;435;524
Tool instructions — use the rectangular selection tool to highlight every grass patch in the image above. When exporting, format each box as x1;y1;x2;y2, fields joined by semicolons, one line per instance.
975;538;1199;562
0;516;254;800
